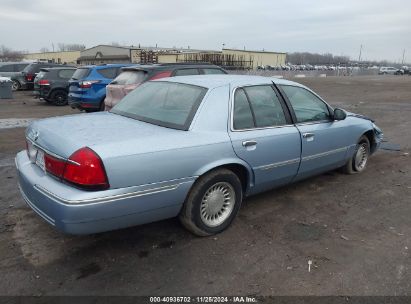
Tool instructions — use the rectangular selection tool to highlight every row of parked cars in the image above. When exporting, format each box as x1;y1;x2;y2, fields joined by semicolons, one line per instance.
1;61;227;108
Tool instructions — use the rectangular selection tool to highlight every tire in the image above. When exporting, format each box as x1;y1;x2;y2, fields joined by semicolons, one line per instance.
11;80;21;91
50;90;68;106
342;135;370;174
179;168;243;236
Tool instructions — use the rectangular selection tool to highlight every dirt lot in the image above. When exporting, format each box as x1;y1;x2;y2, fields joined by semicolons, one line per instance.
0;76;410;296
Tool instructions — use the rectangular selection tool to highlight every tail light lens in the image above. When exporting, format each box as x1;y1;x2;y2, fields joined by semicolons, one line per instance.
63;147;109;190
79;80;100;88
38;79;50;85
45;154;66;178
149;71;172;80
25;73;35;82
34;146;109;191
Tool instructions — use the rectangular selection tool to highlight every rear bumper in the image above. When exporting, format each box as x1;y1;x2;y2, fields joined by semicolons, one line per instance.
68;93;101;110
16;151;194;234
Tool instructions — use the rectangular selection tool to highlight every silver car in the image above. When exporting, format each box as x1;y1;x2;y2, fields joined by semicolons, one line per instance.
16;75;383;236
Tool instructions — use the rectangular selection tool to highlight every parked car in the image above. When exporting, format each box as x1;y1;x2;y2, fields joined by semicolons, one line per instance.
0;62;30;90
16;75;383;236
13;62;68;90
105;63;227;110
68;64;133;112
378;67;399;75
33;67;76;106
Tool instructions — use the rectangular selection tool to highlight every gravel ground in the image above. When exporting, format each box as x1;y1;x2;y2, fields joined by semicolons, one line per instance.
0;76;410;296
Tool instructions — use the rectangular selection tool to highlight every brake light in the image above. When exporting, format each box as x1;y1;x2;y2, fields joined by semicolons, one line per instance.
149;71;172;80
38;79;50;85
79;80;100;88
25;73;35;82
63;147;109;190
45;154;66;178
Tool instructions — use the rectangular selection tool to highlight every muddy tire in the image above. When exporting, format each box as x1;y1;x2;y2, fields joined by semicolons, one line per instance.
179;169;243;236
342;135;370;174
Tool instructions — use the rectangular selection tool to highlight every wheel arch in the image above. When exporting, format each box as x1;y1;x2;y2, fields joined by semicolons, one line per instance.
193;159;254;195
362;129;377;154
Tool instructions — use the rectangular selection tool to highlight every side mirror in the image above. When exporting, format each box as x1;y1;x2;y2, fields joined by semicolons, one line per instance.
333;108;346;121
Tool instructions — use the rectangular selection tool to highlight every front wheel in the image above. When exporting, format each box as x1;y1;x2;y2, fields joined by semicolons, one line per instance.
342;135;370;174
179;169;243;236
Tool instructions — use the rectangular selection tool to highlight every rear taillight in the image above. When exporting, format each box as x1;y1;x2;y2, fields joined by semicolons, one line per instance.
45;154;66;178
149;71;172;80
25;73;35;82
79;80;100;88
35;146;108;190
38;79;50;85
63;147;109;190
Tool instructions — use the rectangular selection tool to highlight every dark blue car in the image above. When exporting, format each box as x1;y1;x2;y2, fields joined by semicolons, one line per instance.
68;64;133;111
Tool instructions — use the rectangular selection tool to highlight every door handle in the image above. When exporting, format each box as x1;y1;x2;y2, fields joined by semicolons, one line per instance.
242;140;257;147
302;133;315;138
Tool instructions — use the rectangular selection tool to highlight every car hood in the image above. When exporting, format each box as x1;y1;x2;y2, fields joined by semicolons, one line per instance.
345;111;374;122
26;112;188;159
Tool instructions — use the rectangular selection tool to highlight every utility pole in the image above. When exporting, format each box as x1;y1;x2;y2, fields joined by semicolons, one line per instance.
402;49;405;65
358;44;363;62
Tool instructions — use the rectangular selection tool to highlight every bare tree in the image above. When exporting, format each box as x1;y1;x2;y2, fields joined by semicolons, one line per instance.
287;52;350;65
39;47;50;53
0;45;24;62
57;43;86;51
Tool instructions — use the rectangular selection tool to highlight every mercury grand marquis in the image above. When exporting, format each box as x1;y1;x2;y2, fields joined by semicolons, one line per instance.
16;75;383;236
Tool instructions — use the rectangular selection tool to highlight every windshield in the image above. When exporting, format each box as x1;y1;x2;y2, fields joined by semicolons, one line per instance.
111;81;207;130
71;68;90;80
112;70;147;85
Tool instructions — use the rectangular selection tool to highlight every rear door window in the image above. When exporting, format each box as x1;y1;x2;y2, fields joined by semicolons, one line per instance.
97;67;118;79
233;89;254;130
58;69;75;79
112;71;147;85
173;69;200;76
71;68;90;80
244;85;287;128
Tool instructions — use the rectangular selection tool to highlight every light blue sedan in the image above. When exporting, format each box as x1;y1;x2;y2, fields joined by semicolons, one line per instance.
16;75;383;236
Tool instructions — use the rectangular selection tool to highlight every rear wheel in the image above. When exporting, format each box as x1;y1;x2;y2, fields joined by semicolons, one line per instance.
179;169;243;236
342;135;370;174
11;80;20;91
50;90;68;106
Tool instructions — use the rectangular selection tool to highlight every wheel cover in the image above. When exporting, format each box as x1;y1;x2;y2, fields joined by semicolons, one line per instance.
200;182;235;227
12;81;19;91
354;143;368;171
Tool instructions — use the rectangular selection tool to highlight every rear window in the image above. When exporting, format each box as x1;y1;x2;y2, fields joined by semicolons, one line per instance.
202;68;226;74
111;81;207;130
23;64;43;74
174;69;200;76
58;69;75;79
112;71;147;85
36;71;48;79
71;68;90;80
97;67;118;79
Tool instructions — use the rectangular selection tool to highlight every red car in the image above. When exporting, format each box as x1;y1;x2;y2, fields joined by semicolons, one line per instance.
104;63;227;110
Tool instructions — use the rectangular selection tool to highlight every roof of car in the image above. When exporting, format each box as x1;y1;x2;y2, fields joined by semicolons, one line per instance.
122;63;224;72
81;63;135;69
155;74;303;89
40;67;76;72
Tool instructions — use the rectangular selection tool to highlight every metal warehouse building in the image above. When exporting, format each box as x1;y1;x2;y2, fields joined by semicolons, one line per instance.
222;48;286;69
23;50;80;64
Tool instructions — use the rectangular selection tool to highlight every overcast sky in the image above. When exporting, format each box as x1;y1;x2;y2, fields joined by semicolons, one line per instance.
1;0;410;62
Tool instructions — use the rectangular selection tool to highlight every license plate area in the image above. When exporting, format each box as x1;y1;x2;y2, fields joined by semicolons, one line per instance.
35;149;45;171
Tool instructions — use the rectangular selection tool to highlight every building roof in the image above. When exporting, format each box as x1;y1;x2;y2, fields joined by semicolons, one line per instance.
223;48;287;55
